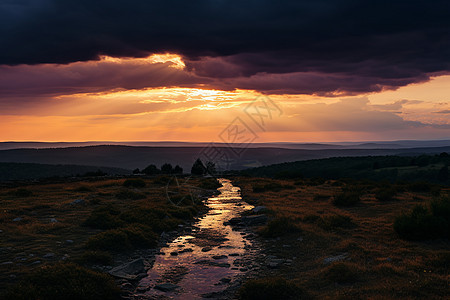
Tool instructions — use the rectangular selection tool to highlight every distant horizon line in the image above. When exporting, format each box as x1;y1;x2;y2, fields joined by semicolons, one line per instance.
1;138;450;144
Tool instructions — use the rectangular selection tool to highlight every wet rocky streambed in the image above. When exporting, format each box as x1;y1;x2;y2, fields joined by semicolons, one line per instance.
112;179;275;299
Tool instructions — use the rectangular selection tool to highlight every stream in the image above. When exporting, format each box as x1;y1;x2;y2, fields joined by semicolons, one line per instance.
137;178;256;299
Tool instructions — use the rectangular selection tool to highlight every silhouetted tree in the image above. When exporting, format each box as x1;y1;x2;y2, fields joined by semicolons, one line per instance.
191;159;206;175
132;168;140;174
438;166;449;181
205;161;216;175
174;165;183;174
161;163;173;174
142;164;160;175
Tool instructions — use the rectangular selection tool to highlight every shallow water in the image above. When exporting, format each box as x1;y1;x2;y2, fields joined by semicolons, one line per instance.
138;178;254;299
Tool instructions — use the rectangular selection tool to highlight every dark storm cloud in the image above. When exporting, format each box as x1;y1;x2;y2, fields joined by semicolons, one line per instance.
0;0;449;94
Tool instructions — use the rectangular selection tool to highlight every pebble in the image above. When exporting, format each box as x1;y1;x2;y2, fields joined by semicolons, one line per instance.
212;255;227;260
13;217;22;222
65;240;74;244
50;218;58;223
1;261;13;265
43;253;55;259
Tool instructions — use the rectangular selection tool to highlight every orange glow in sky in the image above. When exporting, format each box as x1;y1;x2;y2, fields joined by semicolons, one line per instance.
1;55;449;142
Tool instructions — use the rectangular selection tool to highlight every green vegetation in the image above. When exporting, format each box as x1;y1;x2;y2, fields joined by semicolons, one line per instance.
239;277;304;300
122;178;146;188
4;263;120;300
332;191;360;206
242;154;450;184
260;216;301;237
394;197;450;240
323;262;360;284
253;182;295;193
317;214;355;231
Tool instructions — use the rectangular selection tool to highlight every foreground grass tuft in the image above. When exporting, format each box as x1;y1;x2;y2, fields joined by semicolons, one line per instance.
5;263;120;300
239;277;304;300
394;197;449;240
260;216;301;238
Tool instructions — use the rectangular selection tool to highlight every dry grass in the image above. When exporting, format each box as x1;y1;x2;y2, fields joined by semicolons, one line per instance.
0;176;208;296
236;177;450;299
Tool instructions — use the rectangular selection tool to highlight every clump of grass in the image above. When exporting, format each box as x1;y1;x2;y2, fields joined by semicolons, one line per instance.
394;197;449;240
318;215;355;231
4;263;120;300
239;277;304;300
123;178;146;188
302;214;321;223
74;251;113;266
260;216;301;238
333;191;360;206
198;178;221;190
86;229;130;251
74;185;94;192
86;224;157;251
9;188;33;198
313;194;330;201
115;189;146;200
408;182;432;193
323;262;360;284
375;187;397;201
253;182;295;193
83;206;124;229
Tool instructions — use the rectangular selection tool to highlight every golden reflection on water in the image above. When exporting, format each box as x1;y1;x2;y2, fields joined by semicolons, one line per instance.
139;179;254;299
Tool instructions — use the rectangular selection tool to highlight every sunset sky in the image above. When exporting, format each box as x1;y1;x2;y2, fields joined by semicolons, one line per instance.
1;1;449;143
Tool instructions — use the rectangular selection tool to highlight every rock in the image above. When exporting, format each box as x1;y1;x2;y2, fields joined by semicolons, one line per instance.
65;239;74;244
229;253;240;257
0;230;3;233
121;282;134;290
49;218;58;223
170;251;178;256
220;277;232;283
154;283;180;292
1;261;13;265
252;206;268;214
267;259;285;269
109;258;149;280
70;199;85;205
241;214;268;226
43;253;55;259
239;267;248;272
13;217;22;222
212;255;227;260
30;260;41;265
201;247;212;252
323;253;348;265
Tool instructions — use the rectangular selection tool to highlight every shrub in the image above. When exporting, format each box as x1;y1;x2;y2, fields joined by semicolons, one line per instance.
86;229;130;251
324;262;359;284
83;207;124;229
260;216;301;238
115;189;146;200
10;188;33;198
74;185;94;192
75;251;113;266
239;277;303;300
123;179;146;188
408;182;432;193
375;187;397;202
86;223;158;251
252;182;295;193
394;197;449;240
318;215;355;231
313;194;330;201
4;263;120;300
121;224;158;248
199;178;221;190
333;191;360;206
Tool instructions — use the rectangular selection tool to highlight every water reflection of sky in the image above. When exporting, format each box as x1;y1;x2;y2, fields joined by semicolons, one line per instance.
139;179;254;299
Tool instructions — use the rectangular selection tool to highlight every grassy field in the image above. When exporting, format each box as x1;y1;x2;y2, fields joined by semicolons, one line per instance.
0;176;214;298
236;177;450;299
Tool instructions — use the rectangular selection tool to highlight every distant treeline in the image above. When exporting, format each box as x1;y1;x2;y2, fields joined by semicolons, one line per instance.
0;163;131;181
241;153;450;183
